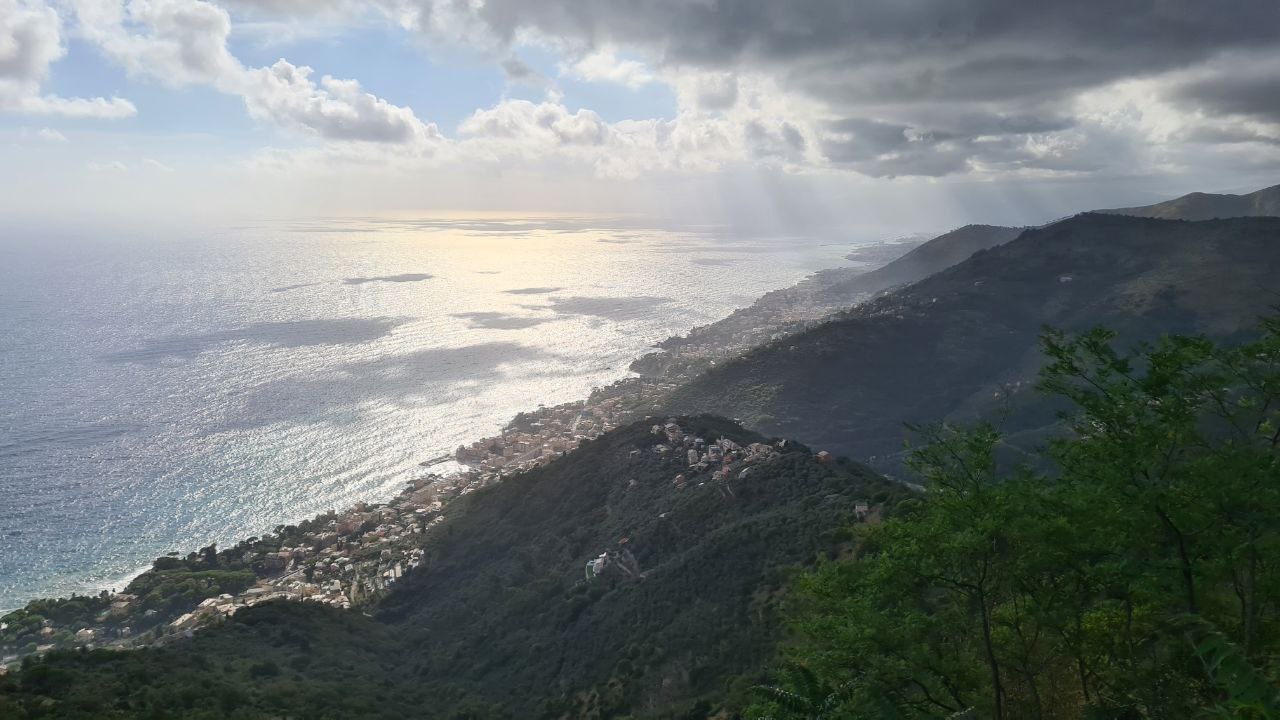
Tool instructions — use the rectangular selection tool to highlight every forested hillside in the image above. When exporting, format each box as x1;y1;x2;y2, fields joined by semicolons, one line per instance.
668;214;1280;473
815;224;1023;302
0;417;903;718
751;319;1280;718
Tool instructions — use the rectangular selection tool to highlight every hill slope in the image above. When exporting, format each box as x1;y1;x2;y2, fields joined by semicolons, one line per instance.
666;214;1280;472
639;183;1280;384
1;416;902;718
635;226;1018;378
1099;183;1280;220
816;223;1023;300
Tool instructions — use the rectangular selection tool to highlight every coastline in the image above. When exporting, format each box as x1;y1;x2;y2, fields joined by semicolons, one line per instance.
0;239;918;661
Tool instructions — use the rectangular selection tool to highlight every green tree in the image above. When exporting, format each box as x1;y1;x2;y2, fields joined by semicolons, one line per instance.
768;318;1280;719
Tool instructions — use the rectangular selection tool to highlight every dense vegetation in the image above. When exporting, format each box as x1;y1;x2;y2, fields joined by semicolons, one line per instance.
0;596;114;657
376;416;904;717
0;416;904;718
669;214;1280;475
751;318;1280;718
0;601;418;719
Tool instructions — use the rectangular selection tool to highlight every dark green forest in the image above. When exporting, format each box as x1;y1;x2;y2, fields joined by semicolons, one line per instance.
750;318;1280;718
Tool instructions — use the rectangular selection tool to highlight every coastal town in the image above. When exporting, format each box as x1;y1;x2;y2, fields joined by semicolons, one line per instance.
1;402;872;668
1;252;912;668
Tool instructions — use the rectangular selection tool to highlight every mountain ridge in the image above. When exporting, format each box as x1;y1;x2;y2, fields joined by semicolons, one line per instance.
665;213;1280;472
1098;183;1280;220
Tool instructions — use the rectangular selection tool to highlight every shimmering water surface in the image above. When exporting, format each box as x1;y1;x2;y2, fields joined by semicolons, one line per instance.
0;217;861;611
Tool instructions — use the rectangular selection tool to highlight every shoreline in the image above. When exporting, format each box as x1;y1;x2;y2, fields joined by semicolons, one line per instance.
1;239;917;660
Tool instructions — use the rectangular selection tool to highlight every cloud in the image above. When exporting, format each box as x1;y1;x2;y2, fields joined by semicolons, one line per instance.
14;94;136;117
684;72;738;111
450;95;745;179
379;0;1280;179
563;48;652;89
72;0;239;85
20;0;1280;187
1165;51;1280;124
500;55;546;87
67;0;437;145
0;0;135;117
241;59;440;143
0;0;64;101
390;0;1280;99
459;98;607;148
744;120;806;162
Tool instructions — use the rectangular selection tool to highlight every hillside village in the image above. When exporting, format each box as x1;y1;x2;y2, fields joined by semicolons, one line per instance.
2;415;852;665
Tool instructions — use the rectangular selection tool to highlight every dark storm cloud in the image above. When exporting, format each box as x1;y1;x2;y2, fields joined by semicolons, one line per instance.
1180;124;1280;146
422;0;1279;102
1170;73;1280;123
819;118;971;177
403;0;1280;176
744;120;806;160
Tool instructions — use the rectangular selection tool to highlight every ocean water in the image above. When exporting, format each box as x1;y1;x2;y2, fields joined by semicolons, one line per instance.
0;216;861;611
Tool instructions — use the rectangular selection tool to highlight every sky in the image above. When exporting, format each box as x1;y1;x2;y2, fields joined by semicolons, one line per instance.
2;0;1280;232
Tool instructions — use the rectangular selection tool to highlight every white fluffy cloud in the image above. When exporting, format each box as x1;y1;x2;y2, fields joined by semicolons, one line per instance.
563;48;652;89
71;0;239;85
240;59;441;144
0;0;136;117
64;0;439;144
453;96;760;179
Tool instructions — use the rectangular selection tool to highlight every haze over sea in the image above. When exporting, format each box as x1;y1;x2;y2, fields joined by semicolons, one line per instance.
0;216;867;611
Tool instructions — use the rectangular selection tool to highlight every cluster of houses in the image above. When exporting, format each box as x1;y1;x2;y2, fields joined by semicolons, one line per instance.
161;496;447;637
640;420;782;490
11;480;459;657
454;397;624;474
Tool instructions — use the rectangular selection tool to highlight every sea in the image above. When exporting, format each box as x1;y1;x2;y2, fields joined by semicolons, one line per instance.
0;215;870;612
